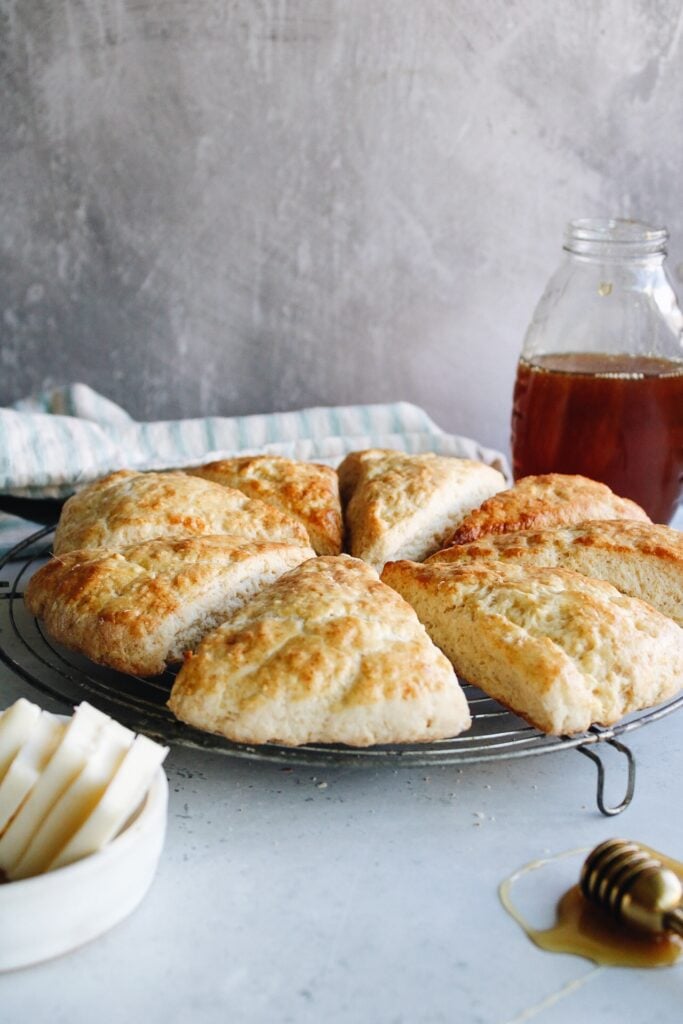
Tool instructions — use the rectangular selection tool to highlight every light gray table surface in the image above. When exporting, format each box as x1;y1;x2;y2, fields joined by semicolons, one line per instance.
2;561;683;1024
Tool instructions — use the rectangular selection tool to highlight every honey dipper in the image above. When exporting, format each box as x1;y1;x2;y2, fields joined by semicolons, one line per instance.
580;839;683;938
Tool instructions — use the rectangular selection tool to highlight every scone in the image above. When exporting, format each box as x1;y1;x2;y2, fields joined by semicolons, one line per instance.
337;449;505;572
428;519;683;627
168;555;471;747
381;560;683;735
188;455;342;555
53;470;310;554
25;535;316;676
442;474;650;548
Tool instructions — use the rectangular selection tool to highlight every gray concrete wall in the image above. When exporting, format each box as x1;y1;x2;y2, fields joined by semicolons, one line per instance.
2;0;683;453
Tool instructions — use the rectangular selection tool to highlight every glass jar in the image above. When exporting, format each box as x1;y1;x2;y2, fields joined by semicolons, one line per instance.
510;218;683;523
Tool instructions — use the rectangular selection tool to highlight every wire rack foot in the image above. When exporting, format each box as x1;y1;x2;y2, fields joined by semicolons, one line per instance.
577;734;636;816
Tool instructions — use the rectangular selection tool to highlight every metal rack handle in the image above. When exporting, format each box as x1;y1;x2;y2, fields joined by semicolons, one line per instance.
576;737;636;816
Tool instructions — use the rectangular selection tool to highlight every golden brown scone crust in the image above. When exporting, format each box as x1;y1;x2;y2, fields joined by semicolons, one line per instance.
428;519;683;627
26;535;316;676
337;449;505;571
188;455;342;555
443;474;650;547
381;559;683;735
168;555;471;747
53;470;310;554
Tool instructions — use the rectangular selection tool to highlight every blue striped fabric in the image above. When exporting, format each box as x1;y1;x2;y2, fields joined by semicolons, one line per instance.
0;384;508;556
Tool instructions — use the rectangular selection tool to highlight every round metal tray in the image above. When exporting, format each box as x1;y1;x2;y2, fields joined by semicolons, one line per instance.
3;526;682;814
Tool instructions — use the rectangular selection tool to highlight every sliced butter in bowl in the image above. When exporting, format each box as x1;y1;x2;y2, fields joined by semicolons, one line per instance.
10;716;135;881
0;698;42;779
49;732;168;873
0;701;114;874
0;698;169;971
0;711;65;835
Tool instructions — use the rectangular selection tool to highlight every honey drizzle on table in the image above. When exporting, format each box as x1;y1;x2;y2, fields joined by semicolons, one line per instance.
499;845;683;968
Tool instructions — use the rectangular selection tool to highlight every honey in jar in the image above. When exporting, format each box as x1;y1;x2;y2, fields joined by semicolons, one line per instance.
511;220;683;523
512;352;683;523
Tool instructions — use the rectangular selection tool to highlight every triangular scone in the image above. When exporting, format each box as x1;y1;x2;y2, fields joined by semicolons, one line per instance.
337;449;505;572
188;455;342;556
25;536;316;676
381;560;683;735
441;473;650;548
53;470;310;554
427;519;683;628
168;555;470;747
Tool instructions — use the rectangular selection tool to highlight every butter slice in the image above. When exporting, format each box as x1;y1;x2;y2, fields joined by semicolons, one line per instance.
49;733;169;872
0;698;42;782
10;717;135;880
0;711;65;835
0;701;112;875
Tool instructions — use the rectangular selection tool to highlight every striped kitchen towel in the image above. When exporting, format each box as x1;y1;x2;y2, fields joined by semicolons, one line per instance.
0;383;509;556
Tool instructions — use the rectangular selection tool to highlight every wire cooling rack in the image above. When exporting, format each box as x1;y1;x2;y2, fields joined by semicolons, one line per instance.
3;527;682;815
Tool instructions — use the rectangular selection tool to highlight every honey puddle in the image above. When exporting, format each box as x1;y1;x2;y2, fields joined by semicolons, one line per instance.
499;845;683;968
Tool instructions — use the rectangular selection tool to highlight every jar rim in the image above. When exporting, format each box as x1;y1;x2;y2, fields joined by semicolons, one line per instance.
565;218;668;252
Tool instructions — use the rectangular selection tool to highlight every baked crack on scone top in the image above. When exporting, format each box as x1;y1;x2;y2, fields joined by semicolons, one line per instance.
382;559;683;735
188;455;342;555
440;473;650;549
337;449;505;571
169;555;471;746
26;535;316;676
53;470;311;554
427;518;683;627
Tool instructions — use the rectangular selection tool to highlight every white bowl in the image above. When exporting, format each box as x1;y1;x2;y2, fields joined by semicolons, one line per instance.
0;765;168;971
